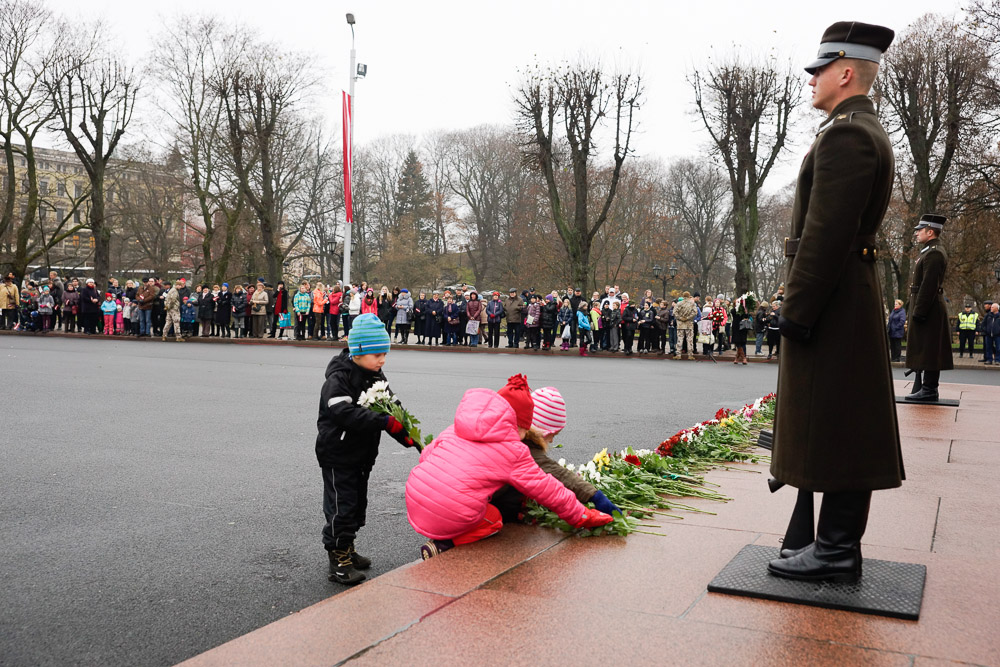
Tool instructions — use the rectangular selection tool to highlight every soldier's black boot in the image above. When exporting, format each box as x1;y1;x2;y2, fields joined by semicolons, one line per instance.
768;490;871;583
328;548;366;586
348;542;371;570
778;489;815;558
906;370;923;396
906;370;939;402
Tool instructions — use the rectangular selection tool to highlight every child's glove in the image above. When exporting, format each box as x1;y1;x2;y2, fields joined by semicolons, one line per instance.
590;491;621;516
383;415;415;448
572;507;613;529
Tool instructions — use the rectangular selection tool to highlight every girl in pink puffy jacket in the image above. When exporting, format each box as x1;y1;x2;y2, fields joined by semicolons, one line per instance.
406;374;612;559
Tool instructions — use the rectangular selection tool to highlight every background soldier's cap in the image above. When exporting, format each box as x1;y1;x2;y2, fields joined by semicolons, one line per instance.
805;21;895;74
914;213;947;231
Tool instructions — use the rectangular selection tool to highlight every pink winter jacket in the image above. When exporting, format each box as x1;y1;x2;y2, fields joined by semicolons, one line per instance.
406;388;586;540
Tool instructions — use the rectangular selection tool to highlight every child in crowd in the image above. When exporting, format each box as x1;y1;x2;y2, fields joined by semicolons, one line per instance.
37;286;54;331
316;313;416;586
524;294;541;349
491;387;621;522
557;298;573;351
406;374;613;559
122;297;135;336
100;292;117;335
115;297;124;334
576;302;592;357
180;296;197;338
293;281;311;340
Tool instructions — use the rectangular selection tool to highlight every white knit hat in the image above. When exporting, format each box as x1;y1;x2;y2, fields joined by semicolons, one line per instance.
530;387;567;435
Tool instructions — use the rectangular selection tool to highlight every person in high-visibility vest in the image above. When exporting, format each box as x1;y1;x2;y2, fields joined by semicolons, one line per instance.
957;304;979;358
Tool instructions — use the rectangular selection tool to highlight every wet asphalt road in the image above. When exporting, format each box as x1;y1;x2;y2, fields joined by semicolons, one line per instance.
1;335;996;666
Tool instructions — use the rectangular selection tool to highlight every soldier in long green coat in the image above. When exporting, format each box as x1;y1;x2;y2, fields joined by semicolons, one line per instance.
904;215;954;402
767;21;902;584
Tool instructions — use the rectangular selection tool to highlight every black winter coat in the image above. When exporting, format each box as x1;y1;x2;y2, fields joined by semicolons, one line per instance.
231;292;248;316
198;293;216;319
540;301;559;328
79;285;101;313
621;306;638;331
214;291;232;324
316;348;388;467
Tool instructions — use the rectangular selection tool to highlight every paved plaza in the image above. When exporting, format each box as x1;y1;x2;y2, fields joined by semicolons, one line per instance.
3;335;790;666
3;336;999;665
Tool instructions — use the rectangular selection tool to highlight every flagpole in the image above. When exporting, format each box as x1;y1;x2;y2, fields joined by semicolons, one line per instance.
343;13;357;287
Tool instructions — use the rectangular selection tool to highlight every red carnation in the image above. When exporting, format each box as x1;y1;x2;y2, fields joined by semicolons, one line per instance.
624;454;641;467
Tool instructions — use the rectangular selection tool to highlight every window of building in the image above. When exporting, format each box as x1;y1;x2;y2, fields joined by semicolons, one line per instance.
39;180;48;195
57;182;66;196
107;190;114;203
87;236;95;249
74;210;81;224
74;183;83;198
56;207;64;222
71;235;80;248
39;207;46;221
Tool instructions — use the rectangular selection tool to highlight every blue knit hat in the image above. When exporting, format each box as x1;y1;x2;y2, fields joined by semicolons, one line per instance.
348;313;391;357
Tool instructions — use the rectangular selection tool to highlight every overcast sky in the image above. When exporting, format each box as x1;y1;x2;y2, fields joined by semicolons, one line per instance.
44;0;958;189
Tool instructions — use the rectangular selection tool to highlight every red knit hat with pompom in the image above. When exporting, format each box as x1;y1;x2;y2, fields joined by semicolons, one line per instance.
497;374;534;429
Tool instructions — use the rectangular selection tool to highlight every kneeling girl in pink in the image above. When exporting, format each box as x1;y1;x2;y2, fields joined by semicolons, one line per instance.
406;374;612;559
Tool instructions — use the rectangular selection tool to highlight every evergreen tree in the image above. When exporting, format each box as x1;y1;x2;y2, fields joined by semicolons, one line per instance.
394;150;435;254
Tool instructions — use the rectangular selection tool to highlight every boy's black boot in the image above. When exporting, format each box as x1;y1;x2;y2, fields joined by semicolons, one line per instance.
348;542;371;570
328;548;366;585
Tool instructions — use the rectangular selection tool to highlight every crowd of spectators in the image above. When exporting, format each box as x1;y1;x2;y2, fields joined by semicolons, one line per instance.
0;271;801;363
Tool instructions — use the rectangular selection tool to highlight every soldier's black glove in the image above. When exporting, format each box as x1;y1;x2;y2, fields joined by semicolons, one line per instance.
914;315;927;324
778;315;811;343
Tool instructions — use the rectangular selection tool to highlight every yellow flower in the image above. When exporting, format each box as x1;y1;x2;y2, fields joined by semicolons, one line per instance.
593;448;611;470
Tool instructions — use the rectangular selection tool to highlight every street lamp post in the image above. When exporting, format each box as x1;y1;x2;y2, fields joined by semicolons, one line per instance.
669;263;678;296
652;264;667;300
343;13;359;288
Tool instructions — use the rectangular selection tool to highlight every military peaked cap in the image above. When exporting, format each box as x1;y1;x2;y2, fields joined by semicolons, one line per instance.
805;21;895;74
913;214;947;231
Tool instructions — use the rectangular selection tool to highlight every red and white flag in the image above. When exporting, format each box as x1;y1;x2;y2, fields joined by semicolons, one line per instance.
342;91;353;225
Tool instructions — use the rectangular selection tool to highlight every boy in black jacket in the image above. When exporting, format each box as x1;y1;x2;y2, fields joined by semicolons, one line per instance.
316;313;415;585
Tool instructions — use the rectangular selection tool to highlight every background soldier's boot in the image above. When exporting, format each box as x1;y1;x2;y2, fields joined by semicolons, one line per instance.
328;548;366;585
768;490;871;583
906;370;939;402
906;370;923;396
348;542;371;570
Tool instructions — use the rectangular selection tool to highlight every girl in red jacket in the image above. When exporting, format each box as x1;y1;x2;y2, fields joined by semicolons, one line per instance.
406;374;612;559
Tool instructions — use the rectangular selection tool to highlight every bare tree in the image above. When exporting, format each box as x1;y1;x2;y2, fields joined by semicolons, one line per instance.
445;125;529;286
44;26;139;290
0;0;89;280
876;13;998;302
110;148;192;276
690;53;798;295
515;59;643;294
663;158;733;296
753;182;794;298
422;131;453;258
293;127;343;278
590;159;670;292
215;38;315;284
150;15;248;284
